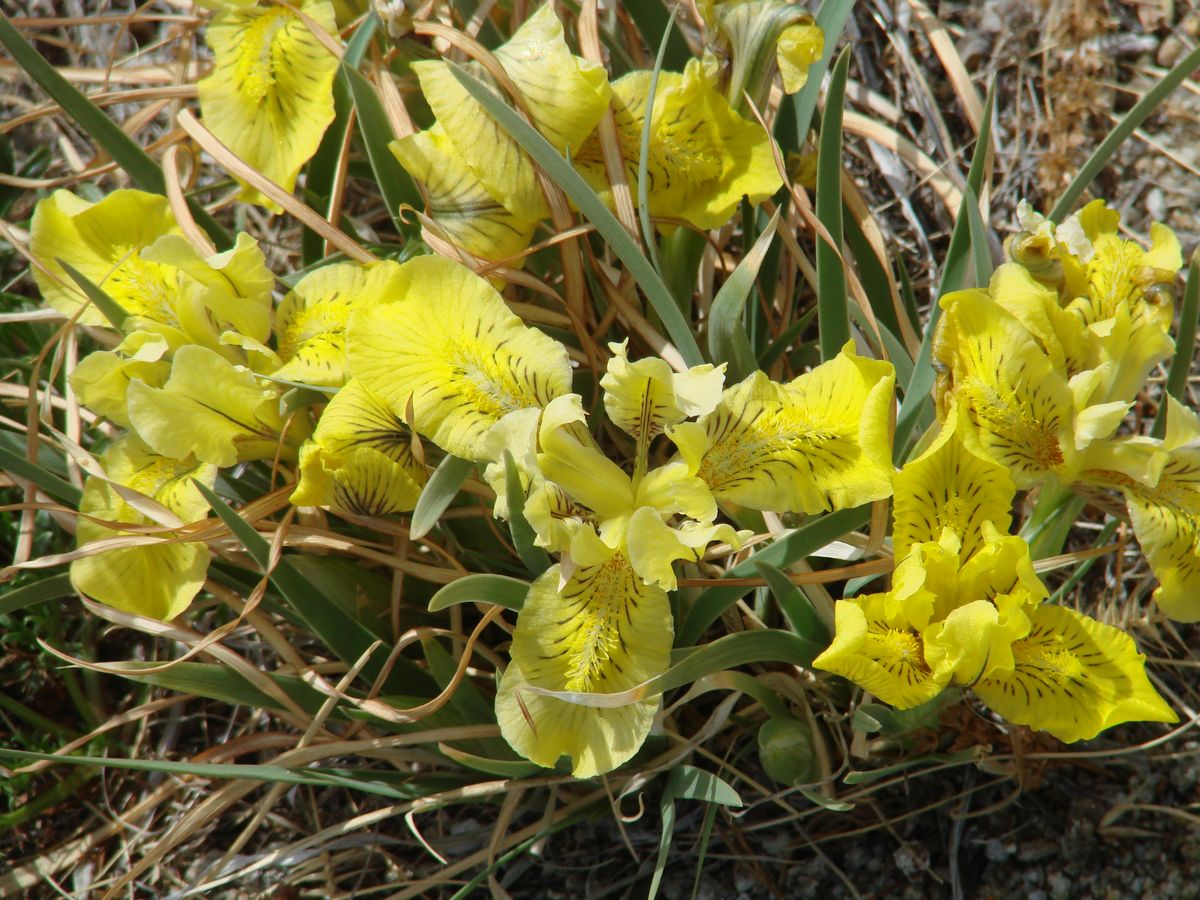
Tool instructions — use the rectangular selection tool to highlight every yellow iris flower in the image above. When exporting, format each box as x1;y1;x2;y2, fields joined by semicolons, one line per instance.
198;0;340;211
72;437;216;621
814;411;1175;742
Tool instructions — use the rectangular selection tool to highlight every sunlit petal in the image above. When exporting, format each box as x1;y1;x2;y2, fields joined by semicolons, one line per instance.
973;604;1176;742
198;0;339;210
347;255;572;460
496;560;672;777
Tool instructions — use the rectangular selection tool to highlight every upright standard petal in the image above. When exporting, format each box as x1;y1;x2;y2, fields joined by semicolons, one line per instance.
892;407;1016;561
496;560;673;777
30;189;181;326
973;604;1176;743
198;0;339;210
411;5;611;222
140;232;274;354
600;341;725;444
690;344;894;514
390;126;540;263
935;290;1075;488
989;262;1090;378
71;437;216;621
777;20;824;93
69;347;170;429
575;59;781;230
347;255;572;461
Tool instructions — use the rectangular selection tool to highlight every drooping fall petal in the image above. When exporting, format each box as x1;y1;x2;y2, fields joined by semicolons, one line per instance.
972;604;1176;743
688;343;895;514
198;0;339;210
347;255;572;461
71;437;216;621
496;560;672;777
1120;398;1200;622
291;378;427;515
812;593;950;709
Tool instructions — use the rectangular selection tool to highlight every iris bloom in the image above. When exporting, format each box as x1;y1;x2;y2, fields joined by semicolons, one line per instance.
493;351;746;776
391;5;611;261
72;437;216;621
814;412;1176;742
993;201;1181;407
573;57;782;231
492;344;894;776
698;0;823;106
934;288;1159;490
198;0;340;210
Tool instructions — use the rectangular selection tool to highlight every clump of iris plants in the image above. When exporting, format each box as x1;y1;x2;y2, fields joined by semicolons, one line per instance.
2;0;1196;887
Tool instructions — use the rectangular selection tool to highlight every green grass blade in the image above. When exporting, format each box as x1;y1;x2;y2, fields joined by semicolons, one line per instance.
1049;43;1200;223
755;561;831;646
649;789;678;900
302;72;353;265
668;764;742;806
428;573;530;612
1153;251;1200;438
342;62;422;239
194;482;404;690
676;505;868;645
758;309;816;371
708;207;780;380
636;67;671;277
0;573;75;616
447;62;705;367
303;16;380;264
843;209;905;347
893;84;996;459
0;14;230;249
964;184;994;286
637;19;676;274
622;0;691;72
439;743;541;778
0;750;422;802
816;47;852;361
121;660;331;714
0;442;82;506
57;260;127;329
410;454;473;540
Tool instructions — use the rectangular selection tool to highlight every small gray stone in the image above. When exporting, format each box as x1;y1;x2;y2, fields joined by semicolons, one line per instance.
985;839;1012;862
